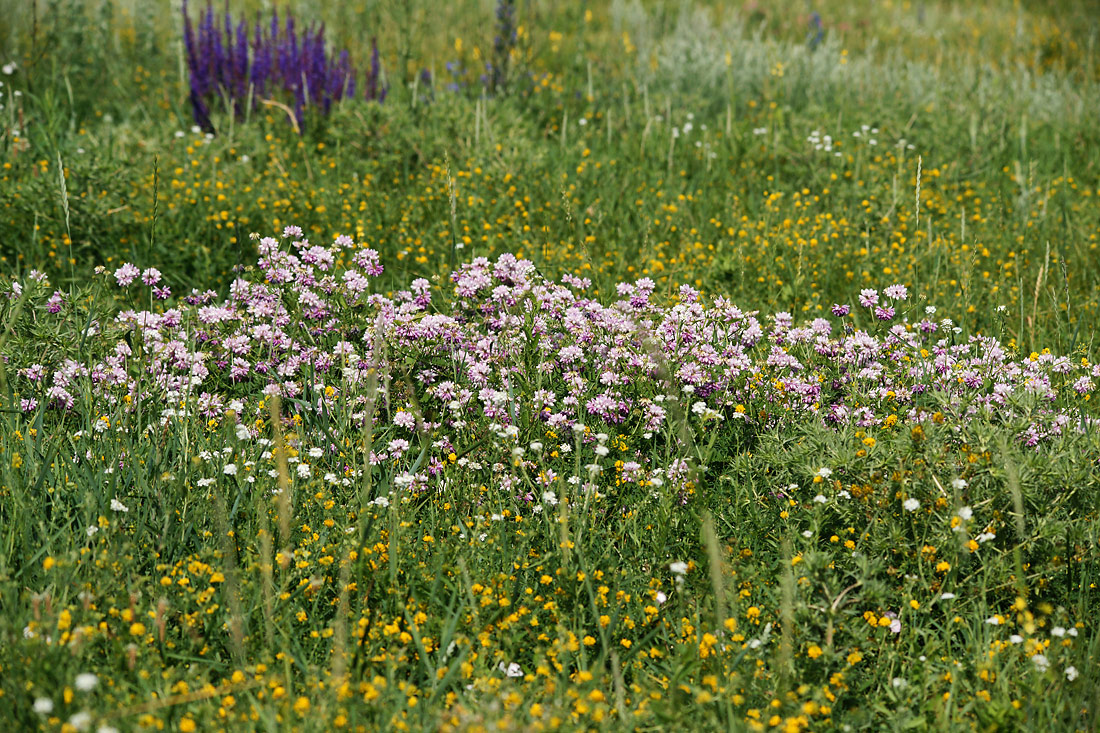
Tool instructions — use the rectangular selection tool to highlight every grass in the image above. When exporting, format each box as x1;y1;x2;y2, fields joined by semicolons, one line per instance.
0;1;1099;731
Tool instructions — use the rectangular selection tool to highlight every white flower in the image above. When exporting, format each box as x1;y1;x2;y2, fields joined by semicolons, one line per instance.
801;530;813;538
529;441;543;453
1031;653;1050;671
1065;666;1079;681
296;463;311;479
815;467;833;478
956;506;973;521
33;698;54;714
542;491;558;506
939;593;956;600
2;62;15;75
511;447;525;458
903;498;920;512
74;673;98;691
594;444;609;457
985;616;1001;625
371;496;390;508
655;591;667;604
69;712;92;731
891;677;908;689
309;447;324;458
813;494;827;504
223;463;238;476
110;498;129;513
951;478;968;490
1051;626;1066;637
498;661;524;677
1009;634;1024;644
669;561;688;575
86;525;99;538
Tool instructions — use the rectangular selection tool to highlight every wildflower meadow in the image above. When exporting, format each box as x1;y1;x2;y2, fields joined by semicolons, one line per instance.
1;1;1099;731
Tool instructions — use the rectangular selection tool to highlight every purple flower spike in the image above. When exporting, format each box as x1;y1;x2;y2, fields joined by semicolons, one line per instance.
181;2;381;132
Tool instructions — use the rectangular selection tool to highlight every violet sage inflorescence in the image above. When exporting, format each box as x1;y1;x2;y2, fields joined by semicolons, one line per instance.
182;1;385;134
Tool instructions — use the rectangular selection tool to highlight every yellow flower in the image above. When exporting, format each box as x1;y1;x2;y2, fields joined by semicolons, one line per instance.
847;650;863;665
807;644;822;659
293;696;310;714
179;718;196;732
43;556;56;571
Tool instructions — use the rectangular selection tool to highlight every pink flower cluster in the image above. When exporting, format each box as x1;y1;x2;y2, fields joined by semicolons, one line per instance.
12;227;1099;503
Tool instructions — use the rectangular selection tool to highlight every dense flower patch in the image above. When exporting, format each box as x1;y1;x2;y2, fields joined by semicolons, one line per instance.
182;2;385;132
15;227;1098;482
